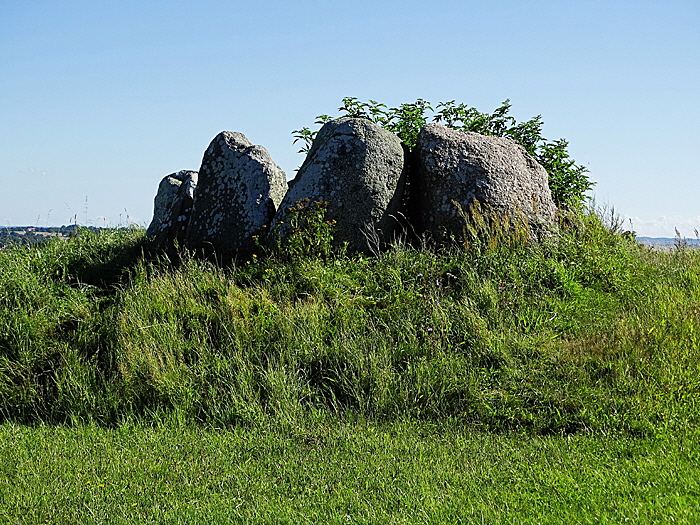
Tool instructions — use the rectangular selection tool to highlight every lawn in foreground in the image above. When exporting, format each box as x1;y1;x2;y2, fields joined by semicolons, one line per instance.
1;421;697;524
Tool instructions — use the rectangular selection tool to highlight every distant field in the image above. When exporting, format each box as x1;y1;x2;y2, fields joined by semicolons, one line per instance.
637;236;700;248
0;225;84;248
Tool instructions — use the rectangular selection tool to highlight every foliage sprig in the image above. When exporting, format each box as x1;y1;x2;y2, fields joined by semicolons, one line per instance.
261;199;338;262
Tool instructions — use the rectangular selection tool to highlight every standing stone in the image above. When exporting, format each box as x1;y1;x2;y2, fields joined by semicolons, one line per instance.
146;170;197;238
274;117;408;253
410;123;557;242
150;171;198;252
184;131;287;259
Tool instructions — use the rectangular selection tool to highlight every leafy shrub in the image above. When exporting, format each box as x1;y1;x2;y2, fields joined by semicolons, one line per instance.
293;97;594;206
260;199;338;262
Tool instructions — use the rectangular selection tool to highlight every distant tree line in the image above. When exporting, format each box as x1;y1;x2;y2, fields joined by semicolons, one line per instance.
0;225;94;248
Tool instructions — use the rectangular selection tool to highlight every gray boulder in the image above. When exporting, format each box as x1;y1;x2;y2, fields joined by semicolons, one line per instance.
149;171;198;252
410;123;557;242
185;131;287;259
146;170;197;239
274;118;408;253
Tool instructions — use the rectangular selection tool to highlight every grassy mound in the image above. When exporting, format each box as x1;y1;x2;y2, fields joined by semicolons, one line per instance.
1;209;698;435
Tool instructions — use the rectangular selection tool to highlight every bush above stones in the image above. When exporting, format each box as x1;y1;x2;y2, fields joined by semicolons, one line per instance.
293;97;594;207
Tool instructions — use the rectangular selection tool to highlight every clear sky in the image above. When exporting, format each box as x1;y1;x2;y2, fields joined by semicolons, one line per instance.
1;0;698;237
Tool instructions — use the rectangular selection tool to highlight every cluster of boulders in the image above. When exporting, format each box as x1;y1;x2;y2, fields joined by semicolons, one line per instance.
147;118;557;260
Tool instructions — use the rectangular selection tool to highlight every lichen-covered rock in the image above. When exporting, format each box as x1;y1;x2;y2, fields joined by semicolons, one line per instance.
274;118;408;253
146;170;197;238
410;123;557;242
185;131;287;259
150;171;198;252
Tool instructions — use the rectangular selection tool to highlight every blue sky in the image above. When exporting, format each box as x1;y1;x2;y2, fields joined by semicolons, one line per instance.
1;0;698;237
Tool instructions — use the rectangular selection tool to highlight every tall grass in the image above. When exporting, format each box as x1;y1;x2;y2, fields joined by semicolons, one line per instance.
0;209;698;435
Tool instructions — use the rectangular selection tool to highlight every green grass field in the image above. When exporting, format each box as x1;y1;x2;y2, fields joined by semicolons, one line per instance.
2;422;698;524
1;206;698;522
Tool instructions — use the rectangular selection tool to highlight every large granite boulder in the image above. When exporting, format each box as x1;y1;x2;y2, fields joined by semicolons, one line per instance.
149;171;198;252
274;117;408;253
184;131;287;259
146;170;197;239
410;123;557;242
